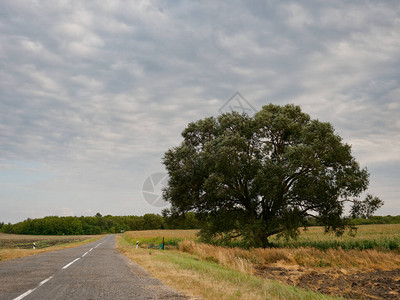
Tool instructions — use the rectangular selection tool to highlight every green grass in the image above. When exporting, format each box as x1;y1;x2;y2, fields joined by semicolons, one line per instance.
269;224;400;251
271;236;400;250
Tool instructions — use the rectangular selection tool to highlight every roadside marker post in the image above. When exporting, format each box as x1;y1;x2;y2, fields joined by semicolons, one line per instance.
150;237;165;250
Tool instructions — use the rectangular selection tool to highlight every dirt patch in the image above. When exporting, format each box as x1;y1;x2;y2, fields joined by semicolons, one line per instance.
257;266;400;299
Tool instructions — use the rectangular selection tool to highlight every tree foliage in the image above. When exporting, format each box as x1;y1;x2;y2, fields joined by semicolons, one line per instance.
163;104;383;247
350;194;384;219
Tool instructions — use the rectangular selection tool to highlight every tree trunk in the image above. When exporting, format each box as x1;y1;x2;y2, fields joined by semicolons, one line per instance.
254;230;271;248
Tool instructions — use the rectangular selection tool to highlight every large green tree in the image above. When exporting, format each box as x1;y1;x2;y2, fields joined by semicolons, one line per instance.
163;104;382;247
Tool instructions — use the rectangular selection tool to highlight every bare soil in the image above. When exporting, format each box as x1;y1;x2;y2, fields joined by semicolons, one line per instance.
257;265;400;299
0;233;95;249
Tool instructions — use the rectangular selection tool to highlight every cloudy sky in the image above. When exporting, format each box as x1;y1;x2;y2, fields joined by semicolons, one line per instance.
0;1;399;223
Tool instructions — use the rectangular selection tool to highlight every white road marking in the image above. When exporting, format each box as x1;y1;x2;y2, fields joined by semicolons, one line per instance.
62;257;80;269
13;275;53;300
94;242;103;248
39;275;54;286
13;289;34;300
13;240;104;300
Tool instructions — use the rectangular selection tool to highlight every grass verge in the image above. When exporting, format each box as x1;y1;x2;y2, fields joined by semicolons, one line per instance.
122;229;198;247
117;235;341;300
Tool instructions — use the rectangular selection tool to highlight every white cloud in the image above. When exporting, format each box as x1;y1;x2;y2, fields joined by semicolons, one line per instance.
350;137;400;165
20;39;43;53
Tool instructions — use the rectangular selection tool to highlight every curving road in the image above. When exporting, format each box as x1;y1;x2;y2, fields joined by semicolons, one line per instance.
0;235;186;300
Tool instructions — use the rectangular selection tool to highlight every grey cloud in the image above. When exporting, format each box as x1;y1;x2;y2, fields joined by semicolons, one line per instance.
0;0;399;222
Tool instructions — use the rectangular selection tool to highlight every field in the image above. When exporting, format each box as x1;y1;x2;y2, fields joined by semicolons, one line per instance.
121;229;198;247
0;233;102;261
270;224;400;250
118;225;400;299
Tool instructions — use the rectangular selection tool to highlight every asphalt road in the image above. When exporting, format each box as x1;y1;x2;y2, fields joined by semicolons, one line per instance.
0;235;186;300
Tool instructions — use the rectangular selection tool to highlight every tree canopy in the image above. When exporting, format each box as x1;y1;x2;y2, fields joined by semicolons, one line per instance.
163;104;382;247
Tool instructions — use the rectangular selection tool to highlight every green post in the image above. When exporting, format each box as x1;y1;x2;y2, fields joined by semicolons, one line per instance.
161;237;165;250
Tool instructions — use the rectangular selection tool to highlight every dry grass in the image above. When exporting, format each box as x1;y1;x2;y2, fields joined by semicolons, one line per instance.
117;236;335;300
117;239;203;299
179;240;255;274
179;240;400;271
0;234;103;261
122;226;400;271
118;227;400;299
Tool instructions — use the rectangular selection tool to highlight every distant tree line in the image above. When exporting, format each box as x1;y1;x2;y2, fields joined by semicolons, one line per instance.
303;215;400;226
1;213;399;236
350;215;400;225
0;212;201;235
